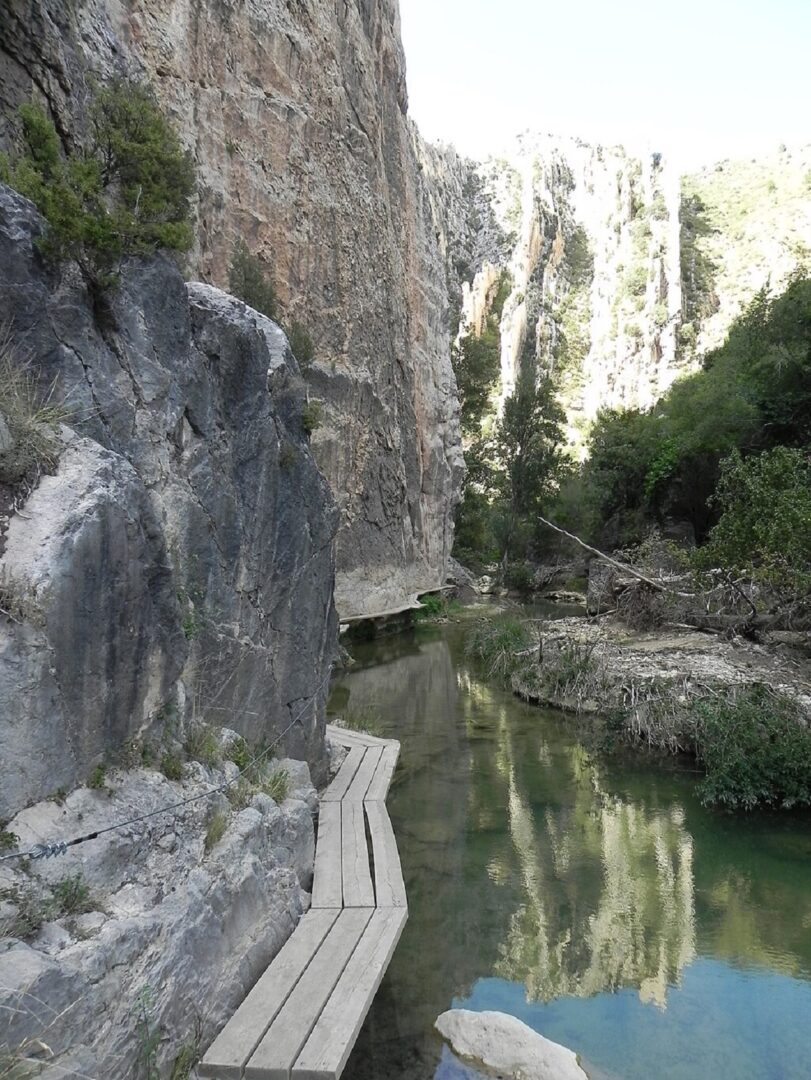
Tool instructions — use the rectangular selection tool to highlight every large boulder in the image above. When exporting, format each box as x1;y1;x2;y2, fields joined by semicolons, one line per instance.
435;1010;590;1080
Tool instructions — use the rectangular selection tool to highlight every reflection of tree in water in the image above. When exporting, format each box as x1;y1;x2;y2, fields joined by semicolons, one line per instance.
493;718;696;1008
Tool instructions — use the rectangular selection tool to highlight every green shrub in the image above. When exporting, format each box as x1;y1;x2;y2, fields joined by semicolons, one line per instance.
262;768;290;804
301;400;323;435
184;724;221;768
160;750;184;781
694;447;811;593
170;1043;199;1080
693;686;811;809
279;441;297;470
0;332;70;488
465;615;534;682
652;301;669;329
225;778;254;811
87;762;107;791
0;826;19;854
204;809;229;853
181;610;201;641
415;593;446;619
504;561;534;594
52;873;94;916
0;83;194;280
224;735;251;771
622;263;648;298
288;322;315;370
228;241;278;320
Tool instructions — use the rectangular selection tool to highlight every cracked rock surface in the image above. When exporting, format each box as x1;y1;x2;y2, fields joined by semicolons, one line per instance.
0;184;338;816
0;753;317;1077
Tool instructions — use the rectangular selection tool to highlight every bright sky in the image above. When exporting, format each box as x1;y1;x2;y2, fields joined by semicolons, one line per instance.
399;0;811;169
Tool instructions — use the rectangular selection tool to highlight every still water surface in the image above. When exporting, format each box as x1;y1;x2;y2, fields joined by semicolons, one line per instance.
333;620;811;1080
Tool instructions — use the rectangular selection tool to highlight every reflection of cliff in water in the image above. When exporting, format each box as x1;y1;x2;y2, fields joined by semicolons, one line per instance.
488;714;696;1008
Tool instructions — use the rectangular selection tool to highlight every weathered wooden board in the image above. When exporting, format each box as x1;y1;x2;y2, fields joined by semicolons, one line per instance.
344;745;382;803
321;745;364;803
292;907;408;1080
311;803;343;909
245;908;372;1080
365;800;407;908
363;743;400;802
325;725;381;749
341;800;374;908
198;908;340;1080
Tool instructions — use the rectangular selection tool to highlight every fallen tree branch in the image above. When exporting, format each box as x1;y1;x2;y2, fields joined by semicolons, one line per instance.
535;515;699;598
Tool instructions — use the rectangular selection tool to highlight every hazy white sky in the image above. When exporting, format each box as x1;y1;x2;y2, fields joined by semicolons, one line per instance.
399;0;811;168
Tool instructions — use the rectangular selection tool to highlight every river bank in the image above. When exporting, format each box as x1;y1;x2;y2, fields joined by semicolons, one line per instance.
510;615;811;748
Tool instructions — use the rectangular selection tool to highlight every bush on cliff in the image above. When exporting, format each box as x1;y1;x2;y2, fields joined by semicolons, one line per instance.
0;80;195;281
228;241;279;321
0;329;68;488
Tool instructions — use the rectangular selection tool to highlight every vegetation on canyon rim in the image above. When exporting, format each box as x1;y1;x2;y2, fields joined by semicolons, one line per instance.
0;80;195;284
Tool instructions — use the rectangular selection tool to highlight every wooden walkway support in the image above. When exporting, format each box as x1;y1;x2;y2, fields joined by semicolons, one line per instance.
199;724;407;1080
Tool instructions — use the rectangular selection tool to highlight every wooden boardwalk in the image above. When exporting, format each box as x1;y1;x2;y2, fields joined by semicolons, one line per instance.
199;725;407;1080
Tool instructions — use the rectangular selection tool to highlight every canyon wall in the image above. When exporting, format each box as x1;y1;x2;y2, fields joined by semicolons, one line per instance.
448;135;811;449
0;0;463;619
452;135;685;451
0;185;338;815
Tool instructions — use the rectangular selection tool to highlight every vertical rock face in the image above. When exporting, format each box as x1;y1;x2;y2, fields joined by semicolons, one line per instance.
0;185;338;816
0;0;463;619
439;136;811;449
446;135;686;450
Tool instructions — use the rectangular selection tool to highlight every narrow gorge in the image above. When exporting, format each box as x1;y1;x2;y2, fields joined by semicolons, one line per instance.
1;1;810;1079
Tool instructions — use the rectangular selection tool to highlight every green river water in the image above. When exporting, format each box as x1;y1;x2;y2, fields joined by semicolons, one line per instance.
333;617;811;1080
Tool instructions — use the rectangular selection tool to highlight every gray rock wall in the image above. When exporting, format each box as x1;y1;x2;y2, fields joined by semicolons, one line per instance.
0;0;464;619
0;754;318;1077
0;185;338;817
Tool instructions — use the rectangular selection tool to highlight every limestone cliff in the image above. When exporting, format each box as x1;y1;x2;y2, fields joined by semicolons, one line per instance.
446;135;684;451
440;135;811;451
0;0;463;619
680;146;811;359
0;185;338;817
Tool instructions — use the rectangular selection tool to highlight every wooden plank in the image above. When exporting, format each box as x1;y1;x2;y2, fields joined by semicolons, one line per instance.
341;800;374;908
321;745;364;803
311;803;343;909
325;725;384;748
344;746;382;803
363;743;399;802
325;724;361;749
199;908;340;1080
245;908;372;1080
292;908;408;1080
365;801;407;908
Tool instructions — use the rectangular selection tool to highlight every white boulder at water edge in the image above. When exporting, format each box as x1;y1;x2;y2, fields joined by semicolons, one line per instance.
435;1009;590;1080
